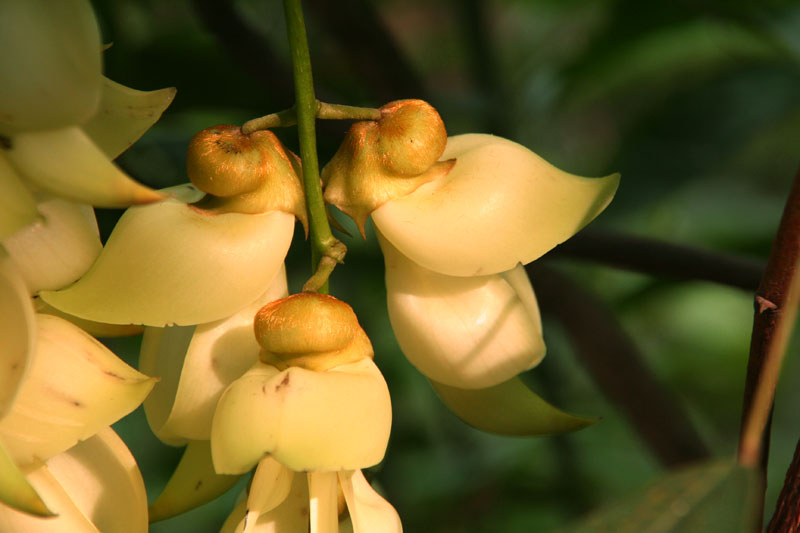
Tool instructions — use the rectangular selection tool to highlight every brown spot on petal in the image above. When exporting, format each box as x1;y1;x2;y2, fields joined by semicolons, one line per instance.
194;480;203;491
275;374;290;392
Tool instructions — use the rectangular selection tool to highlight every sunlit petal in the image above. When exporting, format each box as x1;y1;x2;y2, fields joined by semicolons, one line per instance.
242;457;294;532
0;427;147;532
339;470;401;533
3;198;101;293
141;267;288;443
82;77;176;160
308;472;338;533
42;185;295;326
381;234;545;389
6;127;163;207
373;134;619;276
0;251;36;418
222;473;309;533
211;359;392;474
0;315;155;466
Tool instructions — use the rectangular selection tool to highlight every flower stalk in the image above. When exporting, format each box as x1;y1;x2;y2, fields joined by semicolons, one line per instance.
282;0;346;294
241;101;382;134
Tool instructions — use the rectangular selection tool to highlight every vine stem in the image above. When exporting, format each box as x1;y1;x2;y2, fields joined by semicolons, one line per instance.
283;0;342;293
738;168;800;526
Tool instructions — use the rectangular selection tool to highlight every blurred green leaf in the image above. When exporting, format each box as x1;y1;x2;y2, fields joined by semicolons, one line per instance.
430;376;597;437
561;459;762;532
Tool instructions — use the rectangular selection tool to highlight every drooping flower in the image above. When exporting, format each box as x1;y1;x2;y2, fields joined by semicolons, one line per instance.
210;293;400;532
322;101;617;431
41;126;307;327
144;267;290;522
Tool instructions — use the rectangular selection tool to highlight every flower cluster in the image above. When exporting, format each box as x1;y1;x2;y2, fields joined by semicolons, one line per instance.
0;0;173;528
2;3;619;530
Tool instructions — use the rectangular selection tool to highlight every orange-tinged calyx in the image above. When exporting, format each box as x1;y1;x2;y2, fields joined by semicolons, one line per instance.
322;99;452;236
186;125;307;230
254;293;374;372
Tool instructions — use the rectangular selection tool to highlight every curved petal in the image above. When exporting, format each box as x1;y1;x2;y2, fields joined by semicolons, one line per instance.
142;267;288;443
243;457;294;531
45;427;148;532
82;77;176;160
339;470;401;533
0;152;39;240
0;427;147;532
41;185;295;326
430;376;597;436
372;134;620;276
381;234;545;389
148;440;241;523
0;315;156;466
211;359;392;474
6;127;163;207
0;440;52;517
0;252;36;418
0;0;101;134
3;198;101;293
0;461;99;532
222;472;309;533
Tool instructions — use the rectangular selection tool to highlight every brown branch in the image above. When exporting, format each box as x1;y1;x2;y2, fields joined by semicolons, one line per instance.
768;436;800;532
527;263;710;468
546;230;765;291
738;168;800;528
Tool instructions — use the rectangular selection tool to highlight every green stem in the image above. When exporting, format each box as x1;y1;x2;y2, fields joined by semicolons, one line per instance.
283;0;341;294
241;101;381;134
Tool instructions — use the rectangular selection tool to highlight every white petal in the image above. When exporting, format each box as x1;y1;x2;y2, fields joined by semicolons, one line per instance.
3;198;101;293
0;252;35;418
222;472;309;533
6;127;163;207
380;234;545;389
243;457;294;531
0;315;155;466
41;185;295;326
0;0;101;134
372;134;620;276
0;152;38;240
45;427;148;532
0;461;99;532
0;427;147;532
308;472;338;533
82;77;176;160
211;359;392;474
141;267;288;442
148;440;241;523
339;470;401;533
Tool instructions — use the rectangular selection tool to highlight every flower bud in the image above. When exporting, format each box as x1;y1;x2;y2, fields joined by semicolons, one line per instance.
377;100;447;176
322;99;454;236
186;125;307;229
254;293;373;372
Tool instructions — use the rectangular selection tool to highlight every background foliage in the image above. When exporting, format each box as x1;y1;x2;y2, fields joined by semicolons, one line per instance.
89;0;800;530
